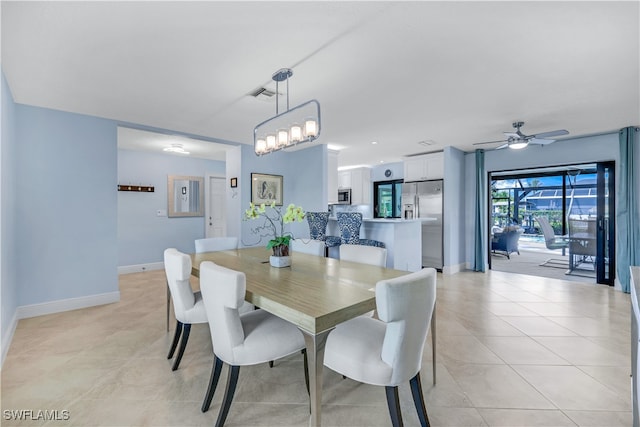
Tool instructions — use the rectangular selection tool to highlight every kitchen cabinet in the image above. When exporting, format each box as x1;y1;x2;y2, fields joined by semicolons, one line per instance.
346;167;371;205
338;171;351;189
327;150;339;204
403;152;444;182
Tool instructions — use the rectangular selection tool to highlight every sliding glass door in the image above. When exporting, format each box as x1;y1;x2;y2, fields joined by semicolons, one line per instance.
489;162;615;285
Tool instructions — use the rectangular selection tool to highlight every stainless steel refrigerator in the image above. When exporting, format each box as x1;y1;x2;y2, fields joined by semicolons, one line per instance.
401;180;443;269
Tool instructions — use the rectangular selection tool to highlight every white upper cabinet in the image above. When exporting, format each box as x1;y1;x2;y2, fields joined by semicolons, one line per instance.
338;170;351;189
338;167;371;205
403;152;444;182
349;167;371;205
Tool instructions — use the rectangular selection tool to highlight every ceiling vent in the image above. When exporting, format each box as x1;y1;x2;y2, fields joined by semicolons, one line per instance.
250;87;276;102
418;140;436;147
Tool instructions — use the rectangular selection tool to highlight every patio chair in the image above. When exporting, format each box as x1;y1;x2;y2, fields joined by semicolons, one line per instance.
535;216;569;268
491;226;523;259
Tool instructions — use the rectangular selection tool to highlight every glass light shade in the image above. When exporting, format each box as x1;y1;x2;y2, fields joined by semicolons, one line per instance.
509;140;528;149
290;124;302;143
266;134;276;151
304;118;318;138
255;138;267;154
277;129;289;147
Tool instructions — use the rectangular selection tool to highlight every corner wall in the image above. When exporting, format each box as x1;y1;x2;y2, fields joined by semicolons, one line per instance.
1;71;18;364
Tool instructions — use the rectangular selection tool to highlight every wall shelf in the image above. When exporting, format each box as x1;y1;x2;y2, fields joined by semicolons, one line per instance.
118;185;154;192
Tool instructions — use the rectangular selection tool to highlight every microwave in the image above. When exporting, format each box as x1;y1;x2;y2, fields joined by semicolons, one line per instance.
337;188;352;204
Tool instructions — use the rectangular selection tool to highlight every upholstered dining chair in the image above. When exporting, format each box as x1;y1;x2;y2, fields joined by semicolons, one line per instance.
337;212;386;248
164;248;208;371
306;211;340;254
324;268;437;427
291;238;326;257
195;237;239;253
199;261;308;427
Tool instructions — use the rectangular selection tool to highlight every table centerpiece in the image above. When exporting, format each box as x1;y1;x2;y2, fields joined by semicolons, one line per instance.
244;201;305;267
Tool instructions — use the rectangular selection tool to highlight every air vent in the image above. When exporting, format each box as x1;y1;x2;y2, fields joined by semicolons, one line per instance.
249;87;276;101
418;140;436;147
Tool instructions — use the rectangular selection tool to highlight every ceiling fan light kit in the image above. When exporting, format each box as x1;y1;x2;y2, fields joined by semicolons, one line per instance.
473;121;569;150
254;68;321;156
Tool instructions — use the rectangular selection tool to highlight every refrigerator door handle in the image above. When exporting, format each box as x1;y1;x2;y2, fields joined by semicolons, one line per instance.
415;195;419;218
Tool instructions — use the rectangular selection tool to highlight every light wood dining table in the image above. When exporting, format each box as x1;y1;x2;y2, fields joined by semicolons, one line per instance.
190;246;411;427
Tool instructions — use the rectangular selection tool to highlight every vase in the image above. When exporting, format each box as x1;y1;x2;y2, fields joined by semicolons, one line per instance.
270;255;291;268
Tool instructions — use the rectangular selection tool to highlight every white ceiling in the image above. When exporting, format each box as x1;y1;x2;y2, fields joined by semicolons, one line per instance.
3;1;638;167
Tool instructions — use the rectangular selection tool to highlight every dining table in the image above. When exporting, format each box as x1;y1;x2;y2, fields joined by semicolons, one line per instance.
189;246;411;427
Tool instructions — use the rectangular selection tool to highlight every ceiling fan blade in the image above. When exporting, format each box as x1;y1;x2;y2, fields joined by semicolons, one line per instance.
529;138;556;145
494;143;509;150
531;129;569;139
472;139;507;146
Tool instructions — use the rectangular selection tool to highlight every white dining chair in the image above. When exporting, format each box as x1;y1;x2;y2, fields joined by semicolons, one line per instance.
195;237;239;253
340;243;387;267
324;268;437;427
291;238;326;257
164;248;209;371
199;261;308;426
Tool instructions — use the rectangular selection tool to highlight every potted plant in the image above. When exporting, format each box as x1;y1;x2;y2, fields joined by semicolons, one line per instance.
244;202;305;267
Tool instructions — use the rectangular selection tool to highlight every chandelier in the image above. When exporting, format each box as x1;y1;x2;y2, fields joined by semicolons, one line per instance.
254;68;321;156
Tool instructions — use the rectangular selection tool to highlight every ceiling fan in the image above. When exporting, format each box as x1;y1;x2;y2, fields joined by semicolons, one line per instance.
473;121;569;150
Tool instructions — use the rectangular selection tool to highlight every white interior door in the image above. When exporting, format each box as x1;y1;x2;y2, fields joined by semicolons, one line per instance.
207;176;226;237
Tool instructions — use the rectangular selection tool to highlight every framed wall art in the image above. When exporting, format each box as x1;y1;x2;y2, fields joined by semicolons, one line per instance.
251;173;283;206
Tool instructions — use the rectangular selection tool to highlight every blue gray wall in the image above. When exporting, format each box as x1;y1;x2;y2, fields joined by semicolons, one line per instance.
15;104;119;305
443;147;466;270
1;72;18;360
239;143;326;247
117;149;225;266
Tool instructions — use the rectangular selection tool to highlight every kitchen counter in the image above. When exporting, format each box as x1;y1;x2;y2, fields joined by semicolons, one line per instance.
329;217;436;223
327;218;422;271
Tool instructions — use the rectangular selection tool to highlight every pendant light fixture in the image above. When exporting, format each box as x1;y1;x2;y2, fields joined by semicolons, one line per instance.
254;68;321;156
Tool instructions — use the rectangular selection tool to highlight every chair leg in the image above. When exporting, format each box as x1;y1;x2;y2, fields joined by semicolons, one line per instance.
269;361;274;368
201;356;224;413
385;385;404;427
302;349;309;395
167;320;182;360
215;365;240;427
171;323;191;371
431;305;436;385
410;373;431;427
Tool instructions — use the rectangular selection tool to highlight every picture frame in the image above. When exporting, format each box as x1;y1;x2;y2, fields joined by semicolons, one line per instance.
251;173;283;206
167;175;204;217
230;177;238;188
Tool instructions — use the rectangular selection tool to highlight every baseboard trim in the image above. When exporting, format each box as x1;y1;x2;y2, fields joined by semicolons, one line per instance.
1;312;19;368
443;262;466;275
15;291;120;320
118;262;164;275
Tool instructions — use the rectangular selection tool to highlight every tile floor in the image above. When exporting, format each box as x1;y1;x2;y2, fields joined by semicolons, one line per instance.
1;269;632;426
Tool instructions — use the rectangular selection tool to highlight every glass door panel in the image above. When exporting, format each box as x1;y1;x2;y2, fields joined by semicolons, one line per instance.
596;162;615;285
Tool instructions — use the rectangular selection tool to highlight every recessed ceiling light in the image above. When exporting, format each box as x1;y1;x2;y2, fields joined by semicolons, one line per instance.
163;143;190;155
371;141;378;145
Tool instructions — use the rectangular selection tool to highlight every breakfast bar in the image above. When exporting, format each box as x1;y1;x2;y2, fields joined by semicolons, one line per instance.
327;218;424;271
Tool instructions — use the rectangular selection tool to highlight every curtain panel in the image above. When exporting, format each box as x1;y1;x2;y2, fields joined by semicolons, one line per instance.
473;149;486;272
617;126;639;293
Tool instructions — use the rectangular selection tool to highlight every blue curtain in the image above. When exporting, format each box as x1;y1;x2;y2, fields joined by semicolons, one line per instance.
616;126;639;293
473;149;486;272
